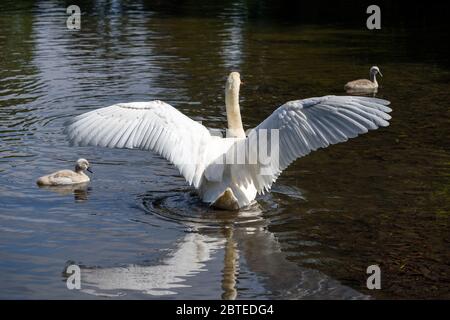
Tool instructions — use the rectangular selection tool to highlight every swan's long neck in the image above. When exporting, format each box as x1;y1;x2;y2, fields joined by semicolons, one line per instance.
225;85;245;138
370;72;378;86
75;165;86;175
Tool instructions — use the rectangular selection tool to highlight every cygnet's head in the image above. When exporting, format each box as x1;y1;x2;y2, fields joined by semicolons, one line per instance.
226;71;242;92
75;158;92;173
370;66;383;77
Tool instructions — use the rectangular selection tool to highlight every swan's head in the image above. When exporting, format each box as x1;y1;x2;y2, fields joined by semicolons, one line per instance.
370;66;382;77
75;158;92;173
226;72;241;92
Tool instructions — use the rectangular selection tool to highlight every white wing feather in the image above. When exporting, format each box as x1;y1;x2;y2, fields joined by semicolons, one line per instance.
65;101;212;188
238;95;392;193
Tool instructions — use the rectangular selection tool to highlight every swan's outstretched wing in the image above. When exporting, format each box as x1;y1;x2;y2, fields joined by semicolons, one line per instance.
241;95;392;193
65;100;212;187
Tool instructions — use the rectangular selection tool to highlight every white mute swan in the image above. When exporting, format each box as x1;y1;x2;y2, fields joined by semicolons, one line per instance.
36;158;92;186
345;66;383;92
65;72;391;210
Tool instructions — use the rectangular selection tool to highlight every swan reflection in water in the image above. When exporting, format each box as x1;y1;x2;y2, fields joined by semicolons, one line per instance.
75;191;368;299
38;182;90;202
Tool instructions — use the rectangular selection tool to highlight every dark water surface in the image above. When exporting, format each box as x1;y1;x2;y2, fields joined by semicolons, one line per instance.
0;1;449;299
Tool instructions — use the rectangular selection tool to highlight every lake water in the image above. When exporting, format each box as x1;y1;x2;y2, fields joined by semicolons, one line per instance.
0;1;449;299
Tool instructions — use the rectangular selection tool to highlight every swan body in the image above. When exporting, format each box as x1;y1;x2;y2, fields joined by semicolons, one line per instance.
345;66;383;93
65;72;392;210
36;158;92;186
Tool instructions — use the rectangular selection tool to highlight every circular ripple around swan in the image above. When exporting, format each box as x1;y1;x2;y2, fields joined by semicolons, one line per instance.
138;185;306;229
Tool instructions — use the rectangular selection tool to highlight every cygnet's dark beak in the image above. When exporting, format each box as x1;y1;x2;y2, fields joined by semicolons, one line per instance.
87;168;93;174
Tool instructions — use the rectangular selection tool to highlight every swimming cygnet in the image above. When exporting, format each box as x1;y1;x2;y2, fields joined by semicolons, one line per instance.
345;66;383;93
36;158;92;186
